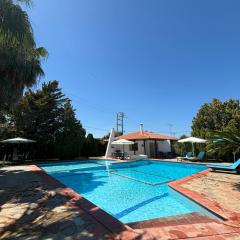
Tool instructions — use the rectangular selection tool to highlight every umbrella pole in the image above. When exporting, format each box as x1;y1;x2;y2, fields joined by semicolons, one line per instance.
2;154;6;166
122;145;125;160
18;143;20;160
192;142;195;157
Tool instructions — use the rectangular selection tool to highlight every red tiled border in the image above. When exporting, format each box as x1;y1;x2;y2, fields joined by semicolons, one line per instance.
190;232;240;240
128;212;219;229
31;163;240;240
30;165;137;239
169;169;240;226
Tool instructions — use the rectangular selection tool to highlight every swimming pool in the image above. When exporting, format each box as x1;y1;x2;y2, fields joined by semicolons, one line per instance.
40;159;115;172
40;160;217;223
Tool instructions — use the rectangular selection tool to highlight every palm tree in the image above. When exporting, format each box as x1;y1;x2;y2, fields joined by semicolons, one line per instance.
0;0;48;109
207;130;240;161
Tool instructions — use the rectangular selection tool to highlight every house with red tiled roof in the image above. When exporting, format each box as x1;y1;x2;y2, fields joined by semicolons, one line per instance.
113;124;177;158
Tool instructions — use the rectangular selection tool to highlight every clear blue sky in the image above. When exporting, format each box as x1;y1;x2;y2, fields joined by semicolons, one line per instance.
27;0;240;137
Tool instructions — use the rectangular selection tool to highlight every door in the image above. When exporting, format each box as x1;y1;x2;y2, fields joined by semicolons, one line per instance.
149;142;155;158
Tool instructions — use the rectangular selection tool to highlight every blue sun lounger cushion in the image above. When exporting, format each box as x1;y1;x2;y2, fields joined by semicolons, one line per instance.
184;152;193;159
207;159;240;171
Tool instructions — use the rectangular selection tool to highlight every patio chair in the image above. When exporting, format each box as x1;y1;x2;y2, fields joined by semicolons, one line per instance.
120;152;129;160
176;152;192;161
189;151;205;161
207;159;240;174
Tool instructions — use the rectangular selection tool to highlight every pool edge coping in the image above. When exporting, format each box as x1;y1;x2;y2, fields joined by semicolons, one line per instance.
30;164;138;239
168;169;240;226
35;163;227;222
31;163;240;234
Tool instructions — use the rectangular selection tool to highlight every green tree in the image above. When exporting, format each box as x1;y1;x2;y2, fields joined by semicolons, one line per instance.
1;80;87;160
55;100;86;159
14;81;66;158
192;99;240;139
0;0;47;109
172;134;191;156
82;133;98;157
192;98;240;160
0;111;16;140
95;138;107;156
207;130;240;161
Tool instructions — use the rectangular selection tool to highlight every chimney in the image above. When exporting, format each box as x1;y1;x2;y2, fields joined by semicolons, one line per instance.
140;123;144;133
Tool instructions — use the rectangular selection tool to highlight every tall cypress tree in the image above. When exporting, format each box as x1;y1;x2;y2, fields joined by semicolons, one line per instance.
14;80;86;159
82;133;97;157
55;100;86;159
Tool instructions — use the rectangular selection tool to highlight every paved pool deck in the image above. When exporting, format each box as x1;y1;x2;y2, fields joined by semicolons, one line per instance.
0;162;240;240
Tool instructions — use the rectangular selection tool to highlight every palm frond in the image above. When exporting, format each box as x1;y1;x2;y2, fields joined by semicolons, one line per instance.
207;130;240;155
14;0;33;7
0;0;47;108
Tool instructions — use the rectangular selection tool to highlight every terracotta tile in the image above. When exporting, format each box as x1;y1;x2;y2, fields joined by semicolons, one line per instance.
194;224;219;236
30;165;240;240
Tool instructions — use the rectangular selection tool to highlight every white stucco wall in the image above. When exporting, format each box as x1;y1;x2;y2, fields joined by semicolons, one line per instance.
158;140;171;153
113;140;145;155
112;139;172;157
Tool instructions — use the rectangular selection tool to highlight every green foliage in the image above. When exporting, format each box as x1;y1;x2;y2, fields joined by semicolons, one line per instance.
95;138;107;156
192;98;240;160
207;130;240;161
14;0;33;5
55;100;86;159
0;0;47;109
192;99;240;139
13;81;86;159
0;1;105;160
82;134;97;157
0;79;104;159
102;131;122;139
14;81;65;143
81;133;106;157
102;132;110;140
0;110;16;140
172;134;191;156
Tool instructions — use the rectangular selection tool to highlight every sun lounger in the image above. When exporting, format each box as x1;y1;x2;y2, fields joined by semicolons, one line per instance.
130;154;148;160
207;159;240;173
177;152;192;161
189;151;205;161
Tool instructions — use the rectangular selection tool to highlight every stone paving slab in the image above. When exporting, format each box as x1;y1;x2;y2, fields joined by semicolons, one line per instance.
182;171;240;213
0;166;117;239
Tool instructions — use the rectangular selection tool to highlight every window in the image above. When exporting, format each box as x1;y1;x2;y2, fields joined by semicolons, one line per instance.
129;142;138;151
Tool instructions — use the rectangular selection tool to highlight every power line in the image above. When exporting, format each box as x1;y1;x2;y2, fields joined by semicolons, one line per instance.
84;125;191;134
126;129;190;134
167;123;173;136
84;125;110;132
63;90;192;136
64;90;116;116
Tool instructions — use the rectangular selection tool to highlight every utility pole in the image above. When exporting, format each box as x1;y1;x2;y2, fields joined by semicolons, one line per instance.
116;112;124;136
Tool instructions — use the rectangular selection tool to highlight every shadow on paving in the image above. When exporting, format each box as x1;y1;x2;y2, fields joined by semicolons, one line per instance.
0;167;113;239
0;167;167;240
233;182;240;192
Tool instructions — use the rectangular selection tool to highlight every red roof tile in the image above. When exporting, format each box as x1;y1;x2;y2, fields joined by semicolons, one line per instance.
116;131;177;141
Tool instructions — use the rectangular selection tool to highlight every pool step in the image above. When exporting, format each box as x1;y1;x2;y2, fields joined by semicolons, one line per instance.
127;212;219;229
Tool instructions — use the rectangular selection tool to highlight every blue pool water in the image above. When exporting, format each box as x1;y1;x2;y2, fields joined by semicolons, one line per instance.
40;160;217;223
40;159;115;172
